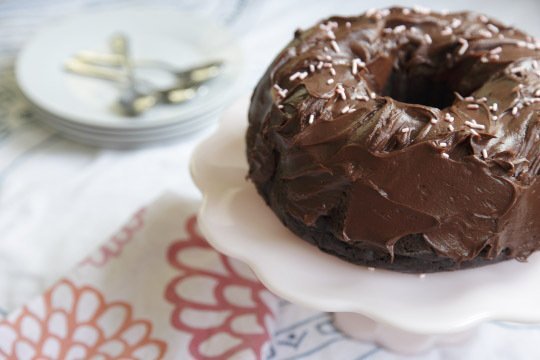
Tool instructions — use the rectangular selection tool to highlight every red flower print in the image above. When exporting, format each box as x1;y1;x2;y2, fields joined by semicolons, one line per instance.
0;279;166;359
165;215;277;360
81;209;146;267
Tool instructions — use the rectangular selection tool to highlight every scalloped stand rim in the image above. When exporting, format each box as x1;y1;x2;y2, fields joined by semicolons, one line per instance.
192;96;540;355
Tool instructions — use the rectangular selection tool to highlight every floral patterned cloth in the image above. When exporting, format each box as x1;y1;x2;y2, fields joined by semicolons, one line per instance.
2;193;540;360
0;195;278;360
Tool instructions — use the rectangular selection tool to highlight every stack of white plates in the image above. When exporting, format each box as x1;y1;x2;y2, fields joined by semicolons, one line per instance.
15;8;244;148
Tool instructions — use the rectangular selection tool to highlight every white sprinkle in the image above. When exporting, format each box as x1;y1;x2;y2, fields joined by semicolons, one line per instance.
512;106;519;115
490;47;503;55
479;15;489;23
330;40;341;53
278;104;284;109
394;25;406;34
330;67;336;76
478;29;493;38
341;105;350;114
336;84;347;100
439;142;448;147
458;38;469;56
370;92;377;99
327;78;334;85
366;8;377;17
325;55;332;61
327;30;336;40
517;40;527;48
401;127;411;133
482;149;488;159
491;103;499;112
492;115;498;121
534;89;540;97
309;64;315;73
451;18;462;29
367;266;375;272
481;56;489;63
470;129;480;136
419;273;427;279
355;94;369;101
464;96;475;102
348;107;356;113
289;71;308;81
465;120;486;130
320;21;338;31
444;113;455;122
467;104;480;110
402;8;411;15
346;21;351;28
487;24;499;33
351;58;366;75
489;54;500;61
317;61;324;70
430;118;438;124
383;28;393;35
441;26;453;36
308;114;315;124
424;34;433;44
323;62;333;68
448;124;455;131
441;153;450;159
479;97;488;102
527;43;536;50
273;84;288;98
413;5;430;14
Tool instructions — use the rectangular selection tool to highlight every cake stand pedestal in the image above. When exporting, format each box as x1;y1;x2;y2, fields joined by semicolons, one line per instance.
190;98;540;355
332;313;473;354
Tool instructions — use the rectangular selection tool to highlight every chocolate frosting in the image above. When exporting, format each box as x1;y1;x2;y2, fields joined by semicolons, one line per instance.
247;7;540;267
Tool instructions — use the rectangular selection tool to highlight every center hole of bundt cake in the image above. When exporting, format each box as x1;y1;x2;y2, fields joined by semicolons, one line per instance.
381;70;456;109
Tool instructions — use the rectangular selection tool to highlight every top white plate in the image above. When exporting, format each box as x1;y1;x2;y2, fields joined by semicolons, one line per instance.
15;7;243;130
191;97;540;335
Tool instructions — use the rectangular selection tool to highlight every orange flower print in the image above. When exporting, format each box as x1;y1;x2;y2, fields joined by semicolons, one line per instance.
81;209;146;267
0;279;166;359
165;216;277;360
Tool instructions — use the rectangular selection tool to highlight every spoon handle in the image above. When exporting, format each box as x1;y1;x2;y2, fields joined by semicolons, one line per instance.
64;59;126;82
109;33;137;90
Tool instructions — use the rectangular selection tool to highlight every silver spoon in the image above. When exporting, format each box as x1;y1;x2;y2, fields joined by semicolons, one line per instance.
72;50;223;87
109;33;146;116
115;84;199;116
64;58;215;116
64;58;222;86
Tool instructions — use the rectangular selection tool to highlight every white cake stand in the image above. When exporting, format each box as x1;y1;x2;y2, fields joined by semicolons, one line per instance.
190;98;540;354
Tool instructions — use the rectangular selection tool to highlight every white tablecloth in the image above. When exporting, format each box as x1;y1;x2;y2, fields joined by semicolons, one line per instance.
1;1;539;359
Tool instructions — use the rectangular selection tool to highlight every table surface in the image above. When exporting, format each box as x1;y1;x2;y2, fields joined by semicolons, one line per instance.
0;1;539;357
